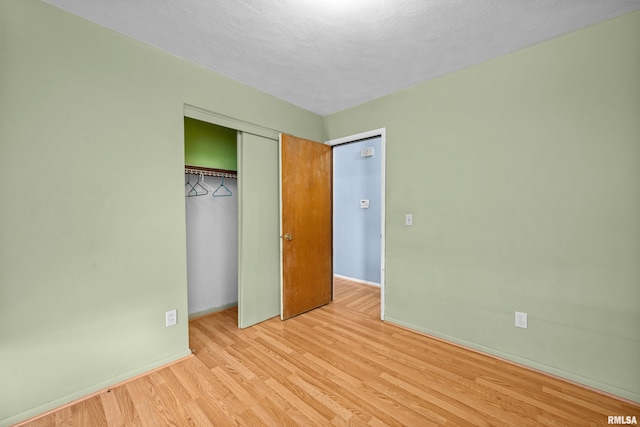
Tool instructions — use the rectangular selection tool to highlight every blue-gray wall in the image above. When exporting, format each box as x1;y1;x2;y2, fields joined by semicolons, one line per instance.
333;138;382;284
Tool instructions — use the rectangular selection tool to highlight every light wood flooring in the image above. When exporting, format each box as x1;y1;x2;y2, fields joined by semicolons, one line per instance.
19;277;639;426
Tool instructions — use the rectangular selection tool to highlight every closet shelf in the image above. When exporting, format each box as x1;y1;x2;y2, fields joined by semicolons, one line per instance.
185;165;237;179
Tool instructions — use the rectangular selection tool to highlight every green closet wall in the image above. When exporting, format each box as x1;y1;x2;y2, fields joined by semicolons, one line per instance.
184;117;237;170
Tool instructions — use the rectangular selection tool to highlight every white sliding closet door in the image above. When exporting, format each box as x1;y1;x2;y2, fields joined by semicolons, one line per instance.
237;132;280;328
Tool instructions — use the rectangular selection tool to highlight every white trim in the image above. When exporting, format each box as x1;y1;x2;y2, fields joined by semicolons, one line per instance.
326;128;385;147
278;134;284;320
334;274;381;288
326;128;386;320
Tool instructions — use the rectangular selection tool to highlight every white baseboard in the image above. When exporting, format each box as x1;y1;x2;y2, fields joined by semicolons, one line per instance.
334;274;380;288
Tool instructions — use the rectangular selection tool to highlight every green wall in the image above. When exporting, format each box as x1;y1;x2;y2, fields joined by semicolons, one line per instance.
0;1;323;425
324;11;640;402
184;117;237;170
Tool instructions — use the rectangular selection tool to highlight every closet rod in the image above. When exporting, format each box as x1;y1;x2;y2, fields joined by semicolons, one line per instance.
185;165;237;179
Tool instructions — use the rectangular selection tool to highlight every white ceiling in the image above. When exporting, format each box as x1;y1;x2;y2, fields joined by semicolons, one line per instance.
43;0;640;115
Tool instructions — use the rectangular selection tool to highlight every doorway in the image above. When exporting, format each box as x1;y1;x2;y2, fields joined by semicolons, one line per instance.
328;128;386;319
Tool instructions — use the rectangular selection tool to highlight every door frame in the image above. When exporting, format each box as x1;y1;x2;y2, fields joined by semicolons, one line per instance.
326;128;386;320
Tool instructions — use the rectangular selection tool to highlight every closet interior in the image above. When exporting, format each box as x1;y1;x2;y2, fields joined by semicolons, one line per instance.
184;117;238;318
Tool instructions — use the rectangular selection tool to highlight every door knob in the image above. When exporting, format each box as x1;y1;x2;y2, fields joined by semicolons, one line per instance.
284;234;292;241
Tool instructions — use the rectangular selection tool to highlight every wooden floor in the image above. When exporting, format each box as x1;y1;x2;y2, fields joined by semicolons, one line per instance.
20;277;639;426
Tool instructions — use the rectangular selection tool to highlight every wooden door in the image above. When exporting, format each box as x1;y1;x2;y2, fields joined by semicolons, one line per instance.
280;134;332;319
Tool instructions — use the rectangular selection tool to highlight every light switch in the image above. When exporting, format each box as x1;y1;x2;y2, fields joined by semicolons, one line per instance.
360;199;370;209
405;214;413;226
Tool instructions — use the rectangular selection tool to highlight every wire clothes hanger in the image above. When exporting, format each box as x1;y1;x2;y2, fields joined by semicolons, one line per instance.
212;175;233;197
198;173;214;193
185;173;208;197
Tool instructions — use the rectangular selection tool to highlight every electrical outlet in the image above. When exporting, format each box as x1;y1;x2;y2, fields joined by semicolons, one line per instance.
166;309;177;327
515;311;528;329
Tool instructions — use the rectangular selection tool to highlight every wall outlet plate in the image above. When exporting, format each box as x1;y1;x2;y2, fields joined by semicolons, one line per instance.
515;311;528;329
166;309;177;327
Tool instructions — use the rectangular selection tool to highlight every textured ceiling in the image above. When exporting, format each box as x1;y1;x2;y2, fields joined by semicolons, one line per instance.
43;0;640;115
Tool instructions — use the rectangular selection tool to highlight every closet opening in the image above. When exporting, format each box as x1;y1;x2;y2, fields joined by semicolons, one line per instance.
184;117;239;320
183;104;281;329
